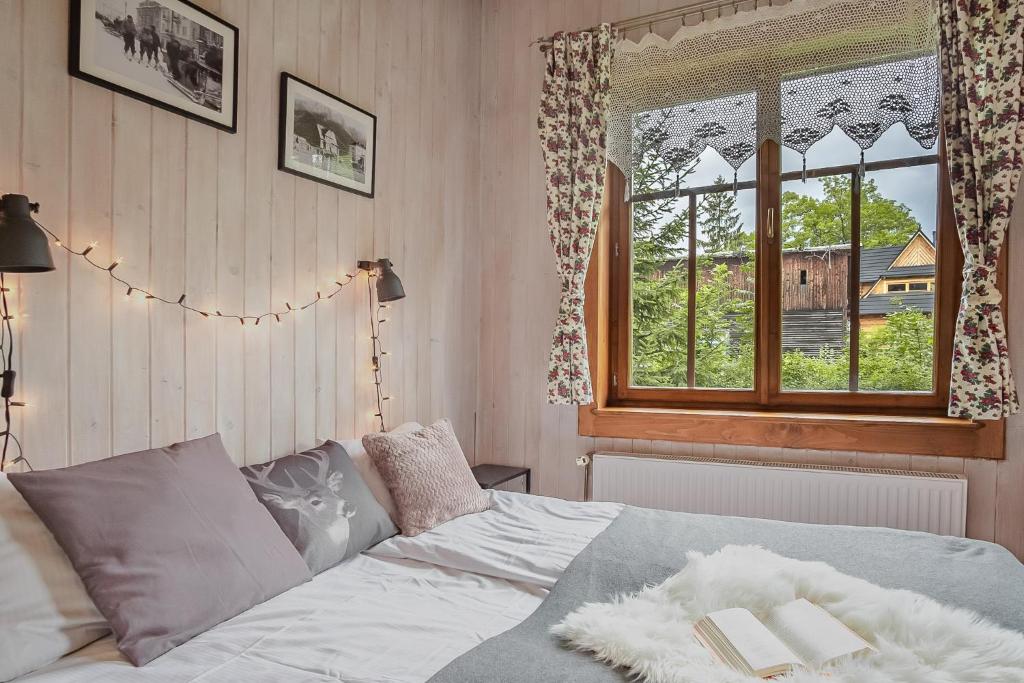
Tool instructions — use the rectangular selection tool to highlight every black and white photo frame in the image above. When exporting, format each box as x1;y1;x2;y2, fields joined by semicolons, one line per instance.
70;0;239;133
278;73;377;198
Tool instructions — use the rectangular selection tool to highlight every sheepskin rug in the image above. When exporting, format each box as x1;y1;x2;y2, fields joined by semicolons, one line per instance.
551;545;1024;682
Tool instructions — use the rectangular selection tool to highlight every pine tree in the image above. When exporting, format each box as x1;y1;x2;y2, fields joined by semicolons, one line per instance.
697;176;745;254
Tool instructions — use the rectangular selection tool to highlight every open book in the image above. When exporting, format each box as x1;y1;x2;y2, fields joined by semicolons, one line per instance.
693;598;875;678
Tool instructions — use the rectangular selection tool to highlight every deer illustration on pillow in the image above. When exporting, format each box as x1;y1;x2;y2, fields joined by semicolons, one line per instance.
245;450;356;569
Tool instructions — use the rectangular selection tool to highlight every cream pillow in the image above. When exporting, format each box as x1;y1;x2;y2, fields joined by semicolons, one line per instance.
341;421;423;522
0;474;109;681
362;419;489;536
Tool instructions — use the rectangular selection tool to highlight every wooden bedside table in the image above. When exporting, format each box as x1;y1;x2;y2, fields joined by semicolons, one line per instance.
471;464;531;494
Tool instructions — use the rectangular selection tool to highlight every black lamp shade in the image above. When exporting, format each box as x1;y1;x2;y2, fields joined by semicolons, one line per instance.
376;259;406;302
0;194;55;273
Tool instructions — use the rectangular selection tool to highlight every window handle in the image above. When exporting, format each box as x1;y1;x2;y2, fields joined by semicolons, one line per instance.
766;207;775;241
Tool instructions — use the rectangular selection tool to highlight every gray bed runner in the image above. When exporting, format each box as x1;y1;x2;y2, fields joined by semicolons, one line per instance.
429;505;1024;682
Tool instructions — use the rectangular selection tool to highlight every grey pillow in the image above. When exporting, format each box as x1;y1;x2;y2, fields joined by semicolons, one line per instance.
241;441;398;574
8;434;311;667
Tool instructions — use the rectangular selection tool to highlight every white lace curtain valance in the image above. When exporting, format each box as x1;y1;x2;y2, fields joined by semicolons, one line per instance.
608;0;940;193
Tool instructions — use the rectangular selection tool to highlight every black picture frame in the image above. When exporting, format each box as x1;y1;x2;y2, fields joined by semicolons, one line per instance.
278;72;377;199
69;0;239;134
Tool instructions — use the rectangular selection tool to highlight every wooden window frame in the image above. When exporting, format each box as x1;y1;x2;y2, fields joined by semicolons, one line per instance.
579;142;1006;459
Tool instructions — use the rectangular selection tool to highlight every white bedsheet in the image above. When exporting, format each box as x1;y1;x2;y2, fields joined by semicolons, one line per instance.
19;492;622;683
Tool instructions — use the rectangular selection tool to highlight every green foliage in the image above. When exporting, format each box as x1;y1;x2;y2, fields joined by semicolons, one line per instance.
778;304;934;391
628;118;931;393
781;347;850;391
781;176;922;249
857;304;934;391
692;262;754;389
698;178;747;254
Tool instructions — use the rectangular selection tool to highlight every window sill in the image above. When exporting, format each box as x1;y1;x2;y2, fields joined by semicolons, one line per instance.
577;405;1004;459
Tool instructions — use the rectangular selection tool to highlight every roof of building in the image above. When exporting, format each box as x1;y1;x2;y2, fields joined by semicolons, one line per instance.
859;245;905;282
859;291;934;316
659;232;936;283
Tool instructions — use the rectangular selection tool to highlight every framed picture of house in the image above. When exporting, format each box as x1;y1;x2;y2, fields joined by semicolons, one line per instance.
69;0;238;133
278;73;377;198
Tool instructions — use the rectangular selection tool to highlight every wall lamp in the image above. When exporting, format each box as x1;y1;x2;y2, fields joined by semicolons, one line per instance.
358;258;406;303
0;194;56;471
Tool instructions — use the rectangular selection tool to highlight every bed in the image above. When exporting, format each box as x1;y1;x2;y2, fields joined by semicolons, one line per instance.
16;492;622;682
16;490;1024;682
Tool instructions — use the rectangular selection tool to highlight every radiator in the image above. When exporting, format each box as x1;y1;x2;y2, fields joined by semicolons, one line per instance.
591;453;968;537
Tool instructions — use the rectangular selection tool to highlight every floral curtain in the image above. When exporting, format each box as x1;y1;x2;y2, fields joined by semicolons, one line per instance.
940;0;1023;419
539;25;612;405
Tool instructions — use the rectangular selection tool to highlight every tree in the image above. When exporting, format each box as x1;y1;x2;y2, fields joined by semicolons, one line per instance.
630;110;696;387
781;176;922;249
779;304;934;392
858;304;934;391
628;116;930;393
698;177;745;254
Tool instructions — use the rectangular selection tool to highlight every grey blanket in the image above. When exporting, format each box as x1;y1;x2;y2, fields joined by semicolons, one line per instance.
429;506;1024;682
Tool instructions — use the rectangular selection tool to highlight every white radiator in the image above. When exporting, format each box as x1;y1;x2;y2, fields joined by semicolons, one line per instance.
591;453;968;537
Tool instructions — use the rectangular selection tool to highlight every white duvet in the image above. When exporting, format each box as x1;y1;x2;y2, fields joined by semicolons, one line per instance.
19;492;622;683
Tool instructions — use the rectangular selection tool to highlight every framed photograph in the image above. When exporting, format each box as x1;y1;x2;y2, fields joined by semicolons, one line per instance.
278;73;377;198
70;0;239;133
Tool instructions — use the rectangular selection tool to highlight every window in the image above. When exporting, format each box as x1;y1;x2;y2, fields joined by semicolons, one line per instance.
606;58;958;415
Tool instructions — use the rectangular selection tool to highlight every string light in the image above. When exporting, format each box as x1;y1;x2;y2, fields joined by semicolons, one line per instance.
0;215;395;465
367;277;392;433
0;274;27;473
27;220;364;328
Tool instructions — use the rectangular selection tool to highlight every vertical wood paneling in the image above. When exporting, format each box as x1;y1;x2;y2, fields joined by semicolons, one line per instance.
184;118;219;440
216;0;248;462
3;0;480;476
314;0;340;443
270;0;298;456
477;0;1024;559
385;0;409;430
20;0;70;470
149;110;187;448
0;0;23;468
293;0;320;451
354;0;378;437
111;96;152;456
68;80;113;464
335;0;360;442
243;0;275;465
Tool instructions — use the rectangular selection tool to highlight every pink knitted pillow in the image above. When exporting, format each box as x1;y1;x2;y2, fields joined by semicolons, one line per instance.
362;419;489;536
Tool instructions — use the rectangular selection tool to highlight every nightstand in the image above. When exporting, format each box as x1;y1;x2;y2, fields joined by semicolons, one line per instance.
471;464;531;494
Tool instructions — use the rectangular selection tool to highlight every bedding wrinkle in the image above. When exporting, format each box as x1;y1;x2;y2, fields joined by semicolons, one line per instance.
17;492;617;683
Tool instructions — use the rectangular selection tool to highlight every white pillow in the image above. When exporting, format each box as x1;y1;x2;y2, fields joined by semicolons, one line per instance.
0;474;109;681
340;422;423;523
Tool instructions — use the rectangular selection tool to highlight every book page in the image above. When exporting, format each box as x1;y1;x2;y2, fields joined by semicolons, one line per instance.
702;608;803;676
763;599;874;669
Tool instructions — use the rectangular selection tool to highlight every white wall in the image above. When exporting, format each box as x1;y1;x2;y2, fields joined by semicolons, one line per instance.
0;0;482;468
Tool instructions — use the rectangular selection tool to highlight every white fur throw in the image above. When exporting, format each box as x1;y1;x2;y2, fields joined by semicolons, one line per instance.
551;545;1024;682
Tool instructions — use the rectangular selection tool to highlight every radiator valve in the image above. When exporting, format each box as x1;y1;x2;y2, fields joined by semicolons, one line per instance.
576;454;590;467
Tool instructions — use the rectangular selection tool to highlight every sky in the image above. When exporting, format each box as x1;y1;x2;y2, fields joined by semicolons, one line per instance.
674;123;938;249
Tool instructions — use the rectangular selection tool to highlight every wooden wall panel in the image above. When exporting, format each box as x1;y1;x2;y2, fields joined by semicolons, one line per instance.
149;110;187;448
69;80;113;464
1;0;480;473
477;0;1024;559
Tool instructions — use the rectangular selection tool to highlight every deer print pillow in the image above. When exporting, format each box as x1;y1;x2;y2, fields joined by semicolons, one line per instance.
242;441;398;574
